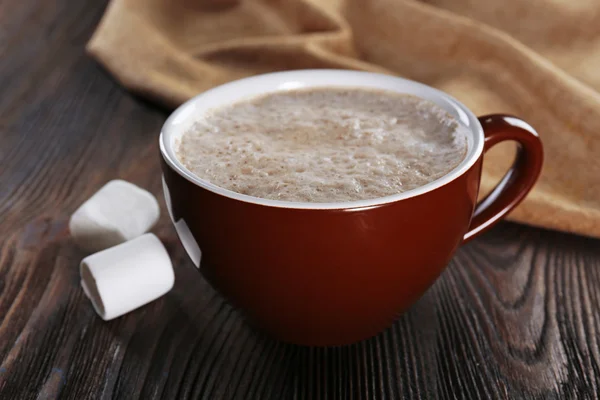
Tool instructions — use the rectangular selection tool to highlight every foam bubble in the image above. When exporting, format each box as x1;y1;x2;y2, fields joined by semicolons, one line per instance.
176;88;468;203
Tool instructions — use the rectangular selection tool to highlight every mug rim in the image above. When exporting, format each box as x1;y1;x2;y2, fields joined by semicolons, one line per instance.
159;69;484;210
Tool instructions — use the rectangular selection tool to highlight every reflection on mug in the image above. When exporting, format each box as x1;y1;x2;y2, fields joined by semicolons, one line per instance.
162;176;202;268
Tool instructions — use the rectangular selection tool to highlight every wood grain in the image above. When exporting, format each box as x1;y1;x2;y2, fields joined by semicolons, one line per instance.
2;0;600;398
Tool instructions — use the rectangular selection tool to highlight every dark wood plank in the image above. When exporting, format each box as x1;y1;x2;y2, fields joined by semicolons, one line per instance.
2;0;600;398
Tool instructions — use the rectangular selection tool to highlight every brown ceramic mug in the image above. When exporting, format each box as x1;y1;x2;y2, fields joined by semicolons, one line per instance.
160;70;543;346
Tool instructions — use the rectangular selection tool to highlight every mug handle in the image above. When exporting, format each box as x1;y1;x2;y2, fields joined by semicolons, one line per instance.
463;114;544;243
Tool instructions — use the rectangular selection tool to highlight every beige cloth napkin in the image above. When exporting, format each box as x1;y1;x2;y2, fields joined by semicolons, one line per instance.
87;0;600;238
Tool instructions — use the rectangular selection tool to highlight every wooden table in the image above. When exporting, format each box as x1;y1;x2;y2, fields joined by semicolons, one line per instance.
2;0;600;398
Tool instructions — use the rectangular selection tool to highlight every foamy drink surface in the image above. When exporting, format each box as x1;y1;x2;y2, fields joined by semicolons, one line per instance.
176;88;469;203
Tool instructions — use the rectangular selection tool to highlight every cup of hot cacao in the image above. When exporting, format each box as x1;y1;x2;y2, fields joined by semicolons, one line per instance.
160;70;543;346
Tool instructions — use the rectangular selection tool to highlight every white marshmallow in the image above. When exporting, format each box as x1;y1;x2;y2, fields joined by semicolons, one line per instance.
80;233;174;320
69;180;160;252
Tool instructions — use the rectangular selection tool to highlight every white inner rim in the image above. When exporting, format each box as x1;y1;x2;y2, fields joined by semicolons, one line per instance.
160;70;484;210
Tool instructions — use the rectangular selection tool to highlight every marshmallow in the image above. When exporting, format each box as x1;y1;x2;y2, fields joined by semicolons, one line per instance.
80;233;174;320
69;180;160;252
